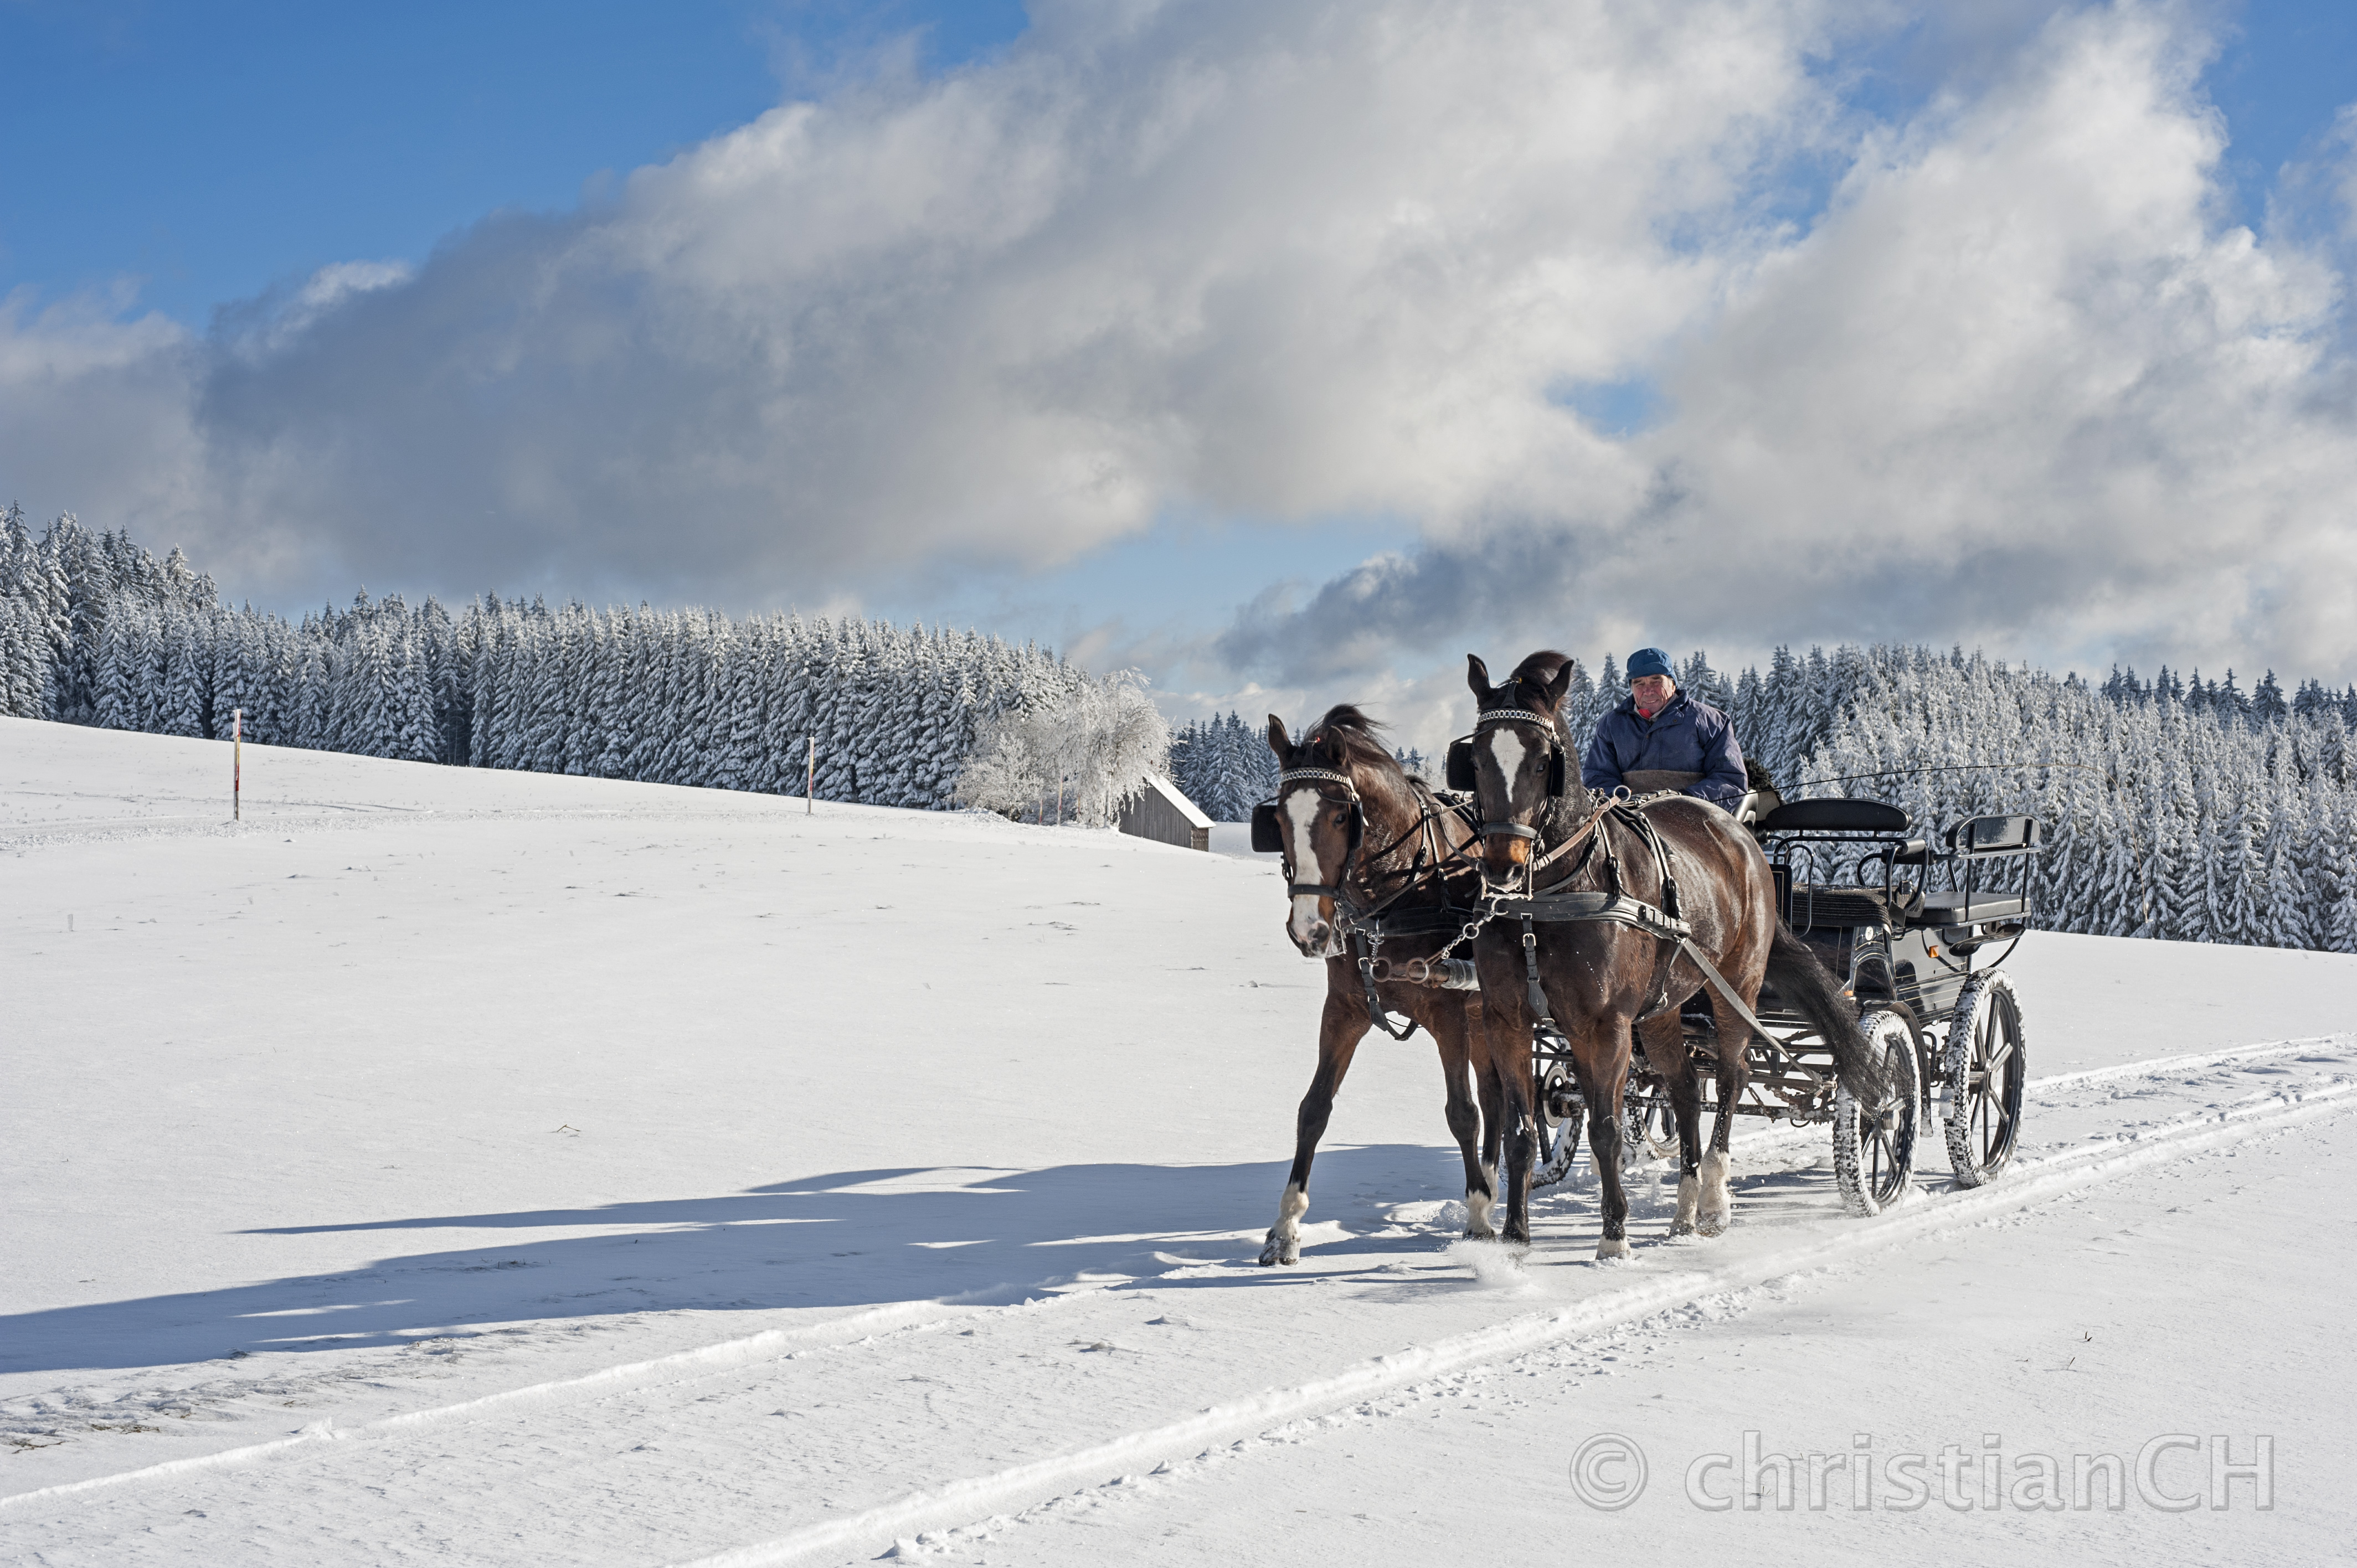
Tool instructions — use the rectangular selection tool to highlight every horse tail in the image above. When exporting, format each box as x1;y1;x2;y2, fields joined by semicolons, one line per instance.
1763;921;1888;1107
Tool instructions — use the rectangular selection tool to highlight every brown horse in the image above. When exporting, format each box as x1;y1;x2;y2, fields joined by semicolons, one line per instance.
1255;706;1514;1266
1460;652;1885;1257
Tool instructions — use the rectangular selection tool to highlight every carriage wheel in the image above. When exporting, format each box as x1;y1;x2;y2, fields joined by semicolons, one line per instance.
1832;1010;1918;1218
1944;969;2026;1186
1531;1056;1582;1190
1621;1082;1679;1172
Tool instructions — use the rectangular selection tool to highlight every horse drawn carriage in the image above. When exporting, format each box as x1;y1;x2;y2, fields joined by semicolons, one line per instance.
1530;793;2041;1217
1249;652;2046;1263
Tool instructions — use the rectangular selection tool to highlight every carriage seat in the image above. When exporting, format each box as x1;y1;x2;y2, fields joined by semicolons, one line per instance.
1917;889;2029;924
1782;883;1922;931
1756;798;1912;835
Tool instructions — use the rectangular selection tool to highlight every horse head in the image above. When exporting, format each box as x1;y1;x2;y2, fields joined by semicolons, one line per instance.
1260;705;1407;958
1463;651;1578;883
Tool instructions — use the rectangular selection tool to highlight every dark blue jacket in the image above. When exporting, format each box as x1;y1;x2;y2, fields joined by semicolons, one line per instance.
1582;691;1748;809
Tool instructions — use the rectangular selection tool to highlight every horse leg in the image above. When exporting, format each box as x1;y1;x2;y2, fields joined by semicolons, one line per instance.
1499;1063;1537;1249
1260;991;1369;1266
1433;1000;1495;1240
1477;1053;1506;1204
1638;1010;1704;1237
1471;948;1538;1247
1699;990;1754;1236
1577;1025;1634;1260
1469;997;1507;1225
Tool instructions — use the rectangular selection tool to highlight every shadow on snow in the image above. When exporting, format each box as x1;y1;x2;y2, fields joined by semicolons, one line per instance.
4;1145;1525;1375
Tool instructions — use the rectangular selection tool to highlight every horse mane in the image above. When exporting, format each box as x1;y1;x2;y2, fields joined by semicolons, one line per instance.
1510;649;1572;684
1302;704;1399;775
1495;651;1595;832
1506;651;1573;722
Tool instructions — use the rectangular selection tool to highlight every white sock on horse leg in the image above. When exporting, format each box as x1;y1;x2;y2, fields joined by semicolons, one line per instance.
1699;1149;1732;1229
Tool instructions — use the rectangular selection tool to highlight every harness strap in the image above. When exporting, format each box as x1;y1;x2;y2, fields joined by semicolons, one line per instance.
1525;797;1617;880
1499;890;1826;1093
1356;937;1423;1041
1520;916;1553;1034
1305;777;1488;1045
1670;935;1825;1091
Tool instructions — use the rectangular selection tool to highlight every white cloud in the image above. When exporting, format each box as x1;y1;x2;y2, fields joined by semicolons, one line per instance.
1213;2;2357;698
3;0;2354;703
6;0;1849;604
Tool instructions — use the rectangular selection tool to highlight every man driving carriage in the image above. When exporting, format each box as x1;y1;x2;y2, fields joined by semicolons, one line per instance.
1581;647;1748;811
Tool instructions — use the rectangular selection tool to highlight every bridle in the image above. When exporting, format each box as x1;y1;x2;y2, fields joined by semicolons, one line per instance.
1269;758;1486;1042
1271;764;1480;921
1274;767;1363;900
1468;706;1567;848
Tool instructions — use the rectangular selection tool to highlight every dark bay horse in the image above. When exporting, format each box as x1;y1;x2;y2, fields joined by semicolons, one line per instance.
1256;706;1514;1266
1461;652;1886;1257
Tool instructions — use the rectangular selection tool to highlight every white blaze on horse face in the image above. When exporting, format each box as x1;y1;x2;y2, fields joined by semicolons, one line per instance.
1486;727;1531;815
1284;789;1334;951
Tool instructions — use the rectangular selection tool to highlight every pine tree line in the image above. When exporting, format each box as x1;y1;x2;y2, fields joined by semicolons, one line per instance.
7;509;2353;949
1166;712;1284;822
1593;645;2356;955
0;509;1093;809
1159;646;2355;955
1792;646;2357;955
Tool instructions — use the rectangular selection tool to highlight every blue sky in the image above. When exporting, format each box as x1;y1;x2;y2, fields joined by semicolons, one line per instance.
11;3;2349;326
1;1;1029;323
4;1;2355;746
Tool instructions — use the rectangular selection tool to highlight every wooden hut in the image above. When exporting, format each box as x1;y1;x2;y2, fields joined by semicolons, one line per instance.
1118;773;1213;852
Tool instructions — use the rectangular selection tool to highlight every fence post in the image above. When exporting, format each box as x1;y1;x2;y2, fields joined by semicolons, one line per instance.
806;736;816;814
233;708;243;821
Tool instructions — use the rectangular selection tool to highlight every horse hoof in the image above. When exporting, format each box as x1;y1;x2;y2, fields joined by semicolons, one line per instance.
1669;1219;1696;1238
1258;1229;1300;1267
1465;1190;1497;1239
1596;1236;1631;1261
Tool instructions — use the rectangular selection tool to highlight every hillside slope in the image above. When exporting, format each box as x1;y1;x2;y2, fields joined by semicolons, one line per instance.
3;718;2351;1564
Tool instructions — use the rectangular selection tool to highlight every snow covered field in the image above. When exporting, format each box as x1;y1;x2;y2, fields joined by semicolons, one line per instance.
4;717;2353;1565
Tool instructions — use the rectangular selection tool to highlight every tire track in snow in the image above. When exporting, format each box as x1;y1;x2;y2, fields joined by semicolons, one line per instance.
1708;1033;2351;1166
661;1068;2357;1568
0;1291;1088;1512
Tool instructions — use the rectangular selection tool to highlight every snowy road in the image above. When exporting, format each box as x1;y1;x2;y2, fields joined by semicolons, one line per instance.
5;720;2353;1565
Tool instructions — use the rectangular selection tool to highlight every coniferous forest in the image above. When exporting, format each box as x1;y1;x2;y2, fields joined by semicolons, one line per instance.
0;509;1095;812
1170;654;2357;956
4;510;2355;952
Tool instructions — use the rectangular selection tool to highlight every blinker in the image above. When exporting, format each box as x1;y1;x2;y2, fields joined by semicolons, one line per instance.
1444;738;1476;792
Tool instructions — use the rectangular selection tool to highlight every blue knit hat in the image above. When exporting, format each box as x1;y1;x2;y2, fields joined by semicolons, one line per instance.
1626;647;1674;681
